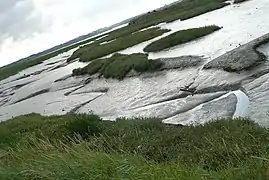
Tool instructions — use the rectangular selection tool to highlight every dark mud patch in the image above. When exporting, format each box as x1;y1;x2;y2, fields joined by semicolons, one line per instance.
128;92;227;120
68;94;103;114
247;69;269;80
204;33;269;72
163;94;237;125
60;78;94;96
194;82;242;94
49;63;68;71
71;87;109;95
128;93;191;111
128;56;203;79
11;81;35;90
64;86;84;96
160;92;227;119
53;77;91;94
46;100;63;106
234;0;250;4
15;74;31;81
54;75;73;83
0;98;9;107
31;67;51;76
13;88;50;104
11;67;51;82
0;92;15;98
46;60;65;66
160;56;204;70
90;87;109;93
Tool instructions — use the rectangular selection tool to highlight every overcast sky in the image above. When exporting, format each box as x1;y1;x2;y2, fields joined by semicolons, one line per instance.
0;0;177;67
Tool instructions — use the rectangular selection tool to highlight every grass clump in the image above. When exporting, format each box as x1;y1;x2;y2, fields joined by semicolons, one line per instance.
0;114;269;179
144;25;222;52
68;27;170;63
0;113;102;148
67;42;100;62
72;53;163;80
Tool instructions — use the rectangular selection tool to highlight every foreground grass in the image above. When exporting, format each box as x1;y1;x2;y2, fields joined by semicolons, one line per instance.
72;53;163;79
0;114;269;179
144;25;222;52
67;27;170;62
1;140;267;179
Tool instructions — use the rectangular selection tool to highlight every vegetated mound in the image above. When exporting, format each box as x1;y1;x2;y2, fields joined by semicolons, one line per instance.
73;54;205;80
67;27;170;63
0;114;269;179
72;53;163;80
144;25;222;53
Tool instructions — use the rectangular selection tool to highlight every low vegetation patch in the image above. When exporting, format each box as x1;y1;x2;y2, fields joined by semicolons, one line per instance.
144;25;222;53
72;53;163;80
67;27;170;63
0;114;269;179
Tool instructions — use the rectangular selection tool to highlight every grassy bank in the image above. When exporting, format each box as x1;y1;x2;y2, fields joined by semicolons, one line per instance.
0;114;269;179
72;53;163;80
68;27;169;63
144;25;222;53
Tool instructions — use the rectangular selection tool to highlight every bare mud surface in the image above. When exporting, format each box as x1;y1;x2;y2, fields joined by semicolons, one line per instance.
0;0;269;127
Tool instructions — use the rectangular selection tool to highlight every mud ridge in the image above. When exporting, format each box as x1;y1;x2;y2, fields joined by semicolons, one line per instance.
68;94;103;114
204;33;269;72
13;88;50;104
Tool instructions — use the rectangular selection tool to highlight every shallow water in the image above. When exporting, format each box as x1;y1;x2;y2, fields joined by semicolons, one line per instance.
233;90;250;117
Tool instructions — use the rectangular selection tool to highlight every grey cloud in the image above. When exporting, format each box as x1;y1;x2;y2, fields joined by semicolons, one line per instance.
0;0;23;13
0;0;45;42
